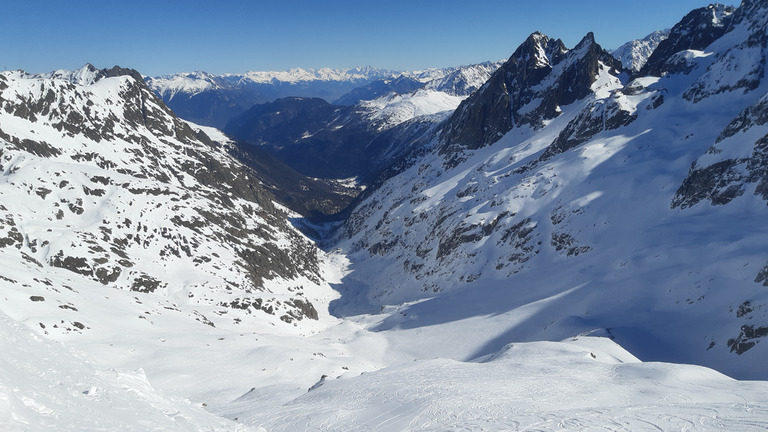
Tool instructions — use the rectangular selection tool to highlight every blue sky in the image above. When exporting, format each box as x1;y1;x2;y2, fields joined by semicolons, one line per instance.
1;0;738;76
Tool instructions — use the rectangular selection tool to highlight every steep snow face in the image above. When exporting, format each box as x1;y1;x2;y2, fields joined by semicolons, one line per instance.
41;63;103;87
337;4;768;380
611;29;670;72
0;68;329;338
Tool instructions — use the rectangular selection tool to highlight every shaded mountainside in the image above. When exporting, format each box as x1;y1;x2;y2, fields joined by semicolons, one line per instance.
224;94;458;182
0;67;329;335
638;3;736;78
334;0;768;379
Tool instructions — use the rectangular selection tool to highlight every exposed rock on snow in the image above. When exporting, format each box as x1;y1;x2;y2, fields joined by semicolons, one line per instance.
439;32;623;166
0;66;325;332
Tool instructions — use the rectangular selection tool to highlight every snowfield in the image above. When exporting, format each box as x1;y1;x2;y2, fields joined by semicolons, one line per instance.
238;336;768;431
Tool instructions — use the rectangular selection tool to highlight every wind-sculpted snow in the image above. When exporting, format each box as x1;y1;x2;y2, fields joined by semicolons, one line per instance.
0;311;249;432
0;68;326;334
338;2;768;381
231;337;768;431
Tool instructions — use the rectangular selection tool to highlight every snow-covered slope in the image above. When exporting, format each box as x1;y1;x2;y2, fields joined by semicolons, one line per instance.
611;29;670;72
358;89;465;132
0;310;249;432
421;61;504;96
336;0;768;381
230;335;768;431
0;67;328;336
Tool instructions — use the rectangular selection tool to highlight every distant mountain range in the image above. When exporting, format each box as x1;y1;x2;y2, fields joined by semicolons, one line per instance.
222;62;503;181
144;63;504;130
144;67;396;128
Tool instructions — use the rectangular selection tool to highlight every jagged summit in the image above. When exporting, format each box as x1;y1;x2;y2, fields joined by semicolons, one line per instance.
438;31;622;162
40;63;145;86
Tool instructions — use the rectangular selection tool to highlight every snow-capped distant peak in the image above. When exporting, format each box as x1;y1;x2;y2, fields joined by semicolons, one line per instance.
235;66;396;84
43;63;102;86
145;71;221;99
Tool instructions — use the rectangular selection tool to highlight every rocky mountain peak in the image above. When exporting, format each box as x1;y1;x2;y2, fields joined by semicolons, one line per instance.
729;0;768;36
438;32;621;165
509;31;567;68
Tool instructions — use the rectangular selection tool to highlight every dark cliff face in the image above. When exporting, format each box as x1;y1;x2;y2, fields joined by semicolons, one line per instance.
437;32;622;166
639;4;735;78
669;1;768;210
672;93;768;209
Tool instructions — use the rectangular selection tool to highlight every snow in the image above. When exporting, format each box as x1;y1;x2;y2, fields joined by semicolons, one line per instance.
145;71;219;99
611;29;670;72
222;335;768;431
0;311;248;432
360;89;466;130
236;67;396;84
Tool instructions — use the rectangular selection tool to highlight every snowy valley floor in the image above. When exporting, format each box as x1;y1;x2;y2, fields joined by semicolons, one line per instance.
3;250;768;431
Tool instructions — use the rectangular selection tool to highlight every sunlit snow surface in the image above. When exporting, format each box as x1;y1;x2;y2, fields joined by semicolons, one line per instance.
238;336;768;431
0;311;248;432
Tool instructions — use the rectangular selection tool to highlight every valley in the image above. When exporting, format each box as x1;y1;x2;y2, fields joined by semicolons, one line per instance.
2;1;768;430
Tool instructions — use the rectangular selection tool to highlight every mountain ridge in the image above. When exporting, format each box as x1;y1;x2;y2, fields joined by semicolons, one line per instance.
332;0;768;380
